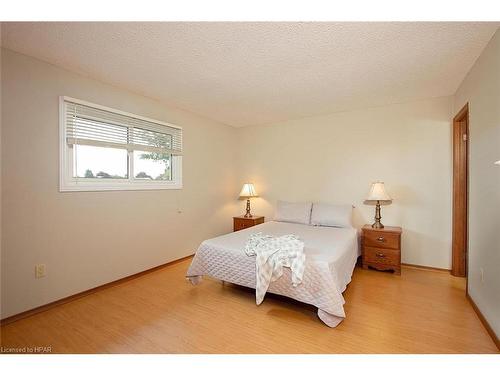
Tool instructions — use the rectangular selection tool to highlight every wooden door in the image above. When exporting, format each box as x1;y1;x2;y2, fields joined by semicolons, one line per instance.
452;104;469;277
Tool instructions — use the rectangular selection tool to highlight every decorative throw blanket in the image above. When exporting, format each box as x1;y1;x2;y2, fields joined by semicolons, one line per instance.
244;233;306;304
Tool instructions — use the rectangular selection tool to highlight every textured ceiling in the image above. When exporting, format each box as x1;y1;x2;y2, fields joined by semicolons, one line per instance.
1;22;498;127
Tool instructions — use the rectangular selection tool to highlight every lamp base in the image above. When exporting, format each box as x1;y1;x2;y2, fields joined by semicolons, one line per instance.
371;221;384;229
371;200;384;229
244;198;253;218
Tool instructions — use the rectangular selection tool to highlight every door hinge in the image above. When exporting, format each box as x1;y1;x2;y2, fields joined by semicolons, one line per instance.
463;134;468;141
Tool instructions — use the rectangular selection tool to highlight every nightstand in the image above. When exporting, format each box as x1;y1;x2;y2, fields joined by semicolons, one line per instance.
361;225;402;275
233;216;264;232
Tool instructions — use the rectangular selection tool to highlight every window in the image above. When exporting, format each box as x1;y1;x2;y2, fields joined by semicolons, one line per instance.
59;97;182;191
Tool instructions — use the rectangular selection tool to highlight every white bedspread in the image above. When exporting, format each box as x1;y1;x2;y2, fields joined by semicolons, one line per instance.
244;233;306;305
186;221;360;327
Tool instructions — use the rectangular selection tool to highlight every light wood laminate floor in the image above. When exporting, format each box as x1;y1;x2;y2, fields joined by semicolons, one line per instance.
1;260;498;353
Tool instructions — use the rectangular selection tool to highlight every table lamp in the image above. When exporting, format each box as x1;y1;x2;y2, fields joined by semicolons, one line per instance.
365;182;392;229
239;183;258;218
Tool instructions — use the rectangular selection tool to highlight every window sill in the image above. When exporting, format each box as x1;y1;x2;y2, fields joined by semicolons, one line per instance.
59;181;183;192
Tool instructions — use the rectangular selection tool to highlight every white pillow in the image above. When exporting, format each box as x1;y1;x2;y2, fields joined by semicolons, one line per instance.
310;203;353;228
274;201;312;225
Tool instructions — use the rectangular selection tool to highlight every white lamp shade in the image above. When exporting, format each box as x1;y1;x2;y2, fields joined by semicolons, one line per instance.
239;183;258;198
366;182;392;202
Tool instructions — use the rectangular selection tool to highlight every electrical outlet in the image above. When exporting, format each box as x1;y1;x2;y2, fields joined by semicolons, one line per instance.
480;267;484;283
35;264;46;279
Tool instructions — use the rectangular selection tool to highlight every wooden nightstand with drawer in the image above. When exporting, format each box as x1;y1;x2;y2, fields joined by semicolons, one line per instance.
361;225;402;275
233;216;264;232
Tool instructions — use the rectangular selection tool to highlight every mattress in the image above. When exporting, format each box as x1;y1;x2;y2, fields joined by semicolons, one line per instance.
186;221;360;327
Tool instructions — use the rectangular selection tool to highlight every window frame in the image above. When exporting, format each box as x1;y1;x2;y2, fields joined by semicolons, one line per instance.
59;96;182;192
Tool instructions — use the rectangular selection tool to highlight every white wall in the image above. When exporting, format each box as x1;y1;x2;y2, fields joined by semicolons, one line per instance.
0;49;238;319
454;29;500;337
236;97;454;269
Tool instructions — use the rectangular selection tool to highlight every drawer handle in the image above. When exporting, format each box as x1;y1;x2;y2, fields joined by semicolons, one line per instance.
377;236;385;242
376;253;386;258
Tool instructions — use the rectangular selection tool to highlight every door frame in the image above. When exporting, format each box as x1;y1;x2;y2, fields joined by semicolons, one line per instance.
451;103;469;277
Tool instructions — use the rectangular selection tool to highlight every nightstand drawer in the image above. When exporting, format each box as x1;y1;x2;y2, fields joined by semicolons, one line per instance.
364;246;400;266
233;216;264;232
234;221;252;231
363;230;400;250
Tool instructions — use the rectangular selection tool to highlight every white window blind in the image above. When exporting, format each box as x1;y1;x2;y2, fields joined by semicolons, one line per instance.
64;100;182;155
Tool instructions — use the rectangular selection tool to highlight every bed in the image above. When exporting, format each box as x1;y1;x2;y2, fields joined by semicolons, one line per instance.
186;220;360;327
